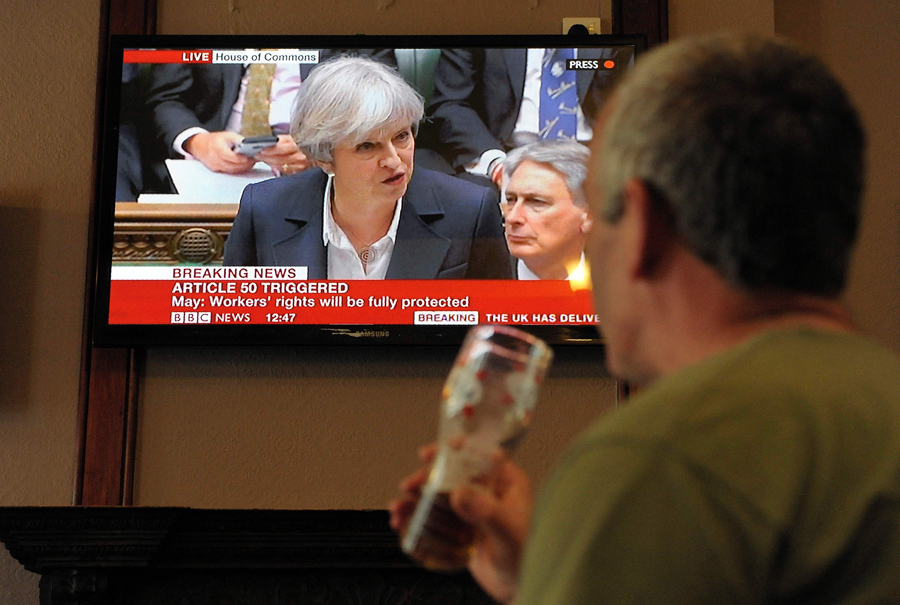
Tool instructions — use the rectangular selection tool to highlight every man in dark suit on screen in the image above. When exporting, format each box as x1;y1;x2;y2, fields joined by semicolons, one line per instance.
420;46;633;183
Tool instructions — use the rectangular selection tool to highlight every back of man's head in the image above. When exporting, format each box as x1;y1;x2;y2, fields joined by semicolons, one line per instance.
597;33;865;297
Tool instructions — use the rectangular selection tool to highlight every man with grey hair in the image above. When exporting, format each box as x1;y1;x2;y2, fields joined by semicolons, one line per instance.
501;140;593;280
392;33;900;604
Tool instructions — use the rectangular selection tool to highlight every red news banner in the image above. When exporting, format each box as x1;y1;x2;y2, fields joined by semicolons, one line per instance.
123;49;320;64
109;267;599;326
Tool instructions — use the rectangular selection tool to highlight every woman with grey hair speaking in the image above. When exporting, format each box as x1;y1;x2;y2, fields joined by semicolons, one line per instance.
224;56;511;280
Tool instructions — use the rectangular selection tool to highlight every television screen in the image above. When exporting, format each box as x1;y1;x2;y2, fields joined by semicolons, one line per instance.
92;34;645;346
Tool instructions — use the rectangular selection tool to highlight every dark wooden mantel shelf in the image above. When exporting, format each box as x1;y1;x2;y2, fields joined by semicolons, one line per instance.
0;507;494;605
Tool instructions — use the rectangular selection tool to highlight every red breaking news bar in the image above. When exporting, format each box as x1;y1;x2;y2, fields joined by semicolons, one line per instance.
108;279;598;326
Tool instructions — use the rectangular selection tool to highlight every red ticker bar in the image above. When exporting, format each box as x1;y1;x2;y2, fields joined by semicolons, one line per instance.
108;275;598;326
123;50;213;63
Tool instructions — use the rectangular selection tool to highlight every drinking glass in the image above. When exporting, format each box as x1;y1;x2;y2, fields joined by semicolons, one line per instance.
400;325;553;571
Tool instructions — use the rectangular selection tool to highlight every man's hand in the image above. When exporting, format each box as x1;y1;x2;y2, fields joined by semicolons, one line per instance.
389;445;534;605
255;135;311;175
184;131;255;174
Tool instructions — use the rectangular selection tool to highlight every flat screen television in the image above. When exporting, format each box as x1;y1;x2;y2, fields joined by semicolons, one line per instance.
91;34;646;346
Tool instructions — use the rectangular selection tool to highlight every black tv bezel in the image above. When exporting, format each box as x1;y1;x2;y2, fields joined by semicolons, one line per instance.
91;33;646;347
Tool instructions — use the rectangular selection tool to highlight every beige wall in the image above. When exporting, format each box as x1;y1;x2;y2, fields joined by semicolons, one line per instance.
774;0;900;351
5;0;900;600
0;0;100;600
670;0;774;37
158;0;600;36
135;347;616;508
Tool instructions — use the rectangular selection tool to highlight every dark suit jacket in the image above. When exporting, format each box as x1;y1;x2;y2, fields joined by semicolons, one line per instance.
148;64;244;156
421;47;633;171
223;168;512;280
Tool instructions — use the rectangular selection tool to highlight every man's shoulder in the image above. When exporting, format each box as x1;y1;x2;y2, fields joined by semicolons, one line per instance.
544;329;900;539
647;328;897;399
523;330;900;605
687;328;900;404
578;329;900;450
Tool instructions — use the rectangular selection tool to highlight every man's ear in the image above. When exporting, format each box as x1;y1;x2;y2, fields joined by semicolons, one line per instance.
621;178;674;279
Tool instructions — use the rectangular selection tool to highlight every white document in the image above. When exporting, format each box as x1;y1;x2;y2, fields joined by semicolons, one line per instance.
137;159;276;204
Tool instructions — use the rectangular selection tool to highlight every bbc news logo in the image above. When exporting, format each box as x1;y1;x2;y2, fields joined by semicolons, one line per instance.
171;312;211;324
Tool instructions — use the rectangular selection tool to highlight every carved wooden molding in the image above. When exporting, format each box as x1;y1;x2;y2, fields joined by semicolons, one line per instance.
0;508;495;605
113;203;237;264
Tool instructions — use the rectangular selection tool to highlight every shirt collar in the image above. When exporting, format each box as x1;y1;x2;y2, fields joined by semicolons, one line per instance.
322;174;403;249
517;252;586;280
567;253;587;281
516;258;540;280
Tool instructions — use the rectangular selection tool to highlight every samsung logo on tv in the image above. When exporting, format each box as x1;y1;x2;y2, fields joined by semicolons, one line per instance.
324;328;391;338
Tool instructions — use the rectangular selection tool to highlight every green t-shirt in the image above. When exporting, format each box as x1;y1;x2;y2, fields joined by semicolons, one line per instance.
519;329;900;605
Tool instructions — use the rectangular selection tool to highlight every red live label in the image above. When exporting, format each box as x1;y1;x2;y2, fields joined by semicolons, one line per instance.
123;50;213;63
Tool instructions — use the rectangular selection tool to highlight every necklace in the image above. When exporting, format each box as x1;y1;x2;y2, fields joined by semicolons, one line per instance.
340;221;380;267
331;203;386;269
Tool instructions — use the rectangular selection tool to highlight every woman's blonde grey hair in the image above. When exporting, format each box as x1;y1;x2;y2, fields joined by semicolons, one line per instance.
597;33;865;296
290;56;424;164
503;140;590;207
